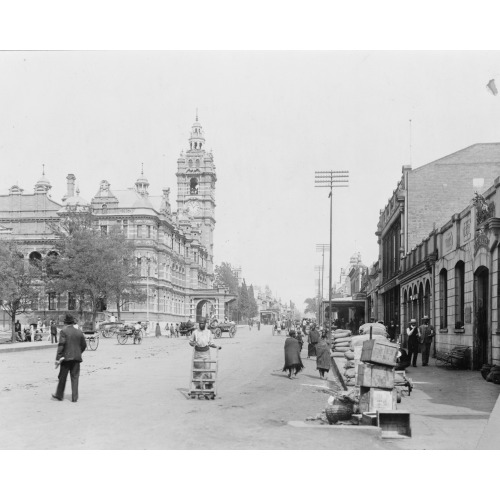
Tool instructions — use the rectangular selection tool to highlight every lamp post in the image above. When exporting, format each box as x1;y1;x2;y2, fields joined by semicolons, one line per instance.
315;171;349;331
146;257;150;328
314;265;322;323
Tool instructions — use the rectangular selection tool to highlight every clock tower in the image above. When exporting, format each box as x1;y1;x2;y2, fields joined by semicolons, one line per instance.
176;115;217;269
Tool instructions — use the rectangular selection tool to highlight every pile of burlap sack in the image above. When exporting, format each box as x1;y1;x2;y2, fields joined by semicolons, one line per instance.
331;326;389;387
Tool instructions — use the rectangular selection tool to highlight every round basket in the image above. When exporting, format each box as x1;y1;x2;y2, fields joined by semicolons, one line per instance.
325;401;353;424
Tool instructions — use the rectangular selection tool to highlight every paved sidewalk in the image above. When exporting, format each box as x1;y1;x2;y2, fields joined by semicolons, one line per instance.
331;358;500;449
0;340;57;353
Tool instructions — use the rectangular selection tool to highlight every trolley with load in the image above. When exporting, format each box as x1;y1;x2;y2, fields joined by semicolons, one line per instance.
208;318;237;339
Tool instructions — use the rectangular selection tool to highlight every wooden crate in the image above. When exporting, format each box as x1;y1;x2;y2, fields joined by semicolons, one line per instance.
360;339;399;367
357;363;395;389
360;412;378;426
377;410;411;438
359;387;397;413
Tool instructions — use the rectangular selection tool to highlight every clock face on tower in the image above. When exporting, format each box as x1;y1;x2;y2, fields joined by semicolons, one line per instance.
186;200;201;216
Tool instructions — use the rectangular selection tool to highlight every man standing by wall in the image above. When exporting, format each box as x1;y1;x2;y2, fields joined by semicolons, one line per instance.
52;313;87;403
419;315;435;366
50;320;58;344
407;318;420;368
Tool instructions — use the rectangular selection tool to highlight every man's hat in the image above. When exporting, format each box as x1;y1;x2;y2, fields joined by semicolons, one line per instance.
63;313;75;325
423;315;429;320
410;318;416;323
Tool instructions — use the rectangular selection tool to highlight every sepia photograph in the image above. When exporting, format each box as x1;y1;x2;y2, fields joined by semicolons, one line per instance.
1;8;500;498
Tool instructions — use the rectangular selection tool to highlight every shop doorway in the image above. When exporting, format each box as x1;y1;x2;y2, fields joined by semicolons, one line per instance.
474;266;489;369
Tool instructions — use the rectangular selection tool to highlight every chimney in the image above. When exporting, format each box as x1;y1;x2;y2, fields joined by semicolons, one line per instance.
63;174;76;201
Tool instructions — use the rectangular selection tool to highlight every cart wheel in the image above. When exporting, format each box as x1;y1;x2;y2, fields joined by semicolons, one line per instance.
210;319;219;329
214;328;222;339
229;326;236;338
88;335;99;351
117;333;128;344
102;330;113;338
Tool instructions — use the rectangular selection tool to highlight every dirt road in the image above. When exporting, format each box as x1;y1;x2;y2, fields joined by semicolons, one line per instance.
0;325;389;449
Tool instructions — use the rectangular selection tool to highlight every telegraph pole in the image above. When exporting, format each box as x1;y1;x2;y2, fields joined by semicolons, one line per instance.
314;171;349;331
316;243;330;325
314;265;322;322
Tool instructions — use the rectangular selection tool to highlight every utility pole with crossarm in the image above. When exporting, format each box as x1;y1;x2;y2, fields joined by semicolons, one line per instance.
314;171;349;332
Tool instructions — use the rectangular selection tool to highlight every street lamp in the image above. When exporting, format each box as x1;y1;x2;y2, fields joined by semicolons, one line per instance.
314;171;349;331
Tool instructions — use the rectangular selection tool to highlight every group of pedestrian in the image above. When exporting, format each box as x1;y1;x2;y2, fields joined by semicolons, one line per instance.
406;315;435;367
282;321;332;380
14;318;59;343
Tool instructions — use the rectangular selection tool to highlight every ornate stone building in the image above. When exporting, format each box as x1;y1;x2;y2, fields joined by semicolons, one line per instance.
0;118;234;327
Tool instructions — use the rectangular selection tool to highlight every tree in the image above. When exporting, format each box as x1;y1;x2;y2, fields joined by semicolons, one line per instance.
239;280;250;320
214;262;240;321
0;242;41;342
304;297;319;315
248;284;259;319
48;210;145;328
214;262;239;296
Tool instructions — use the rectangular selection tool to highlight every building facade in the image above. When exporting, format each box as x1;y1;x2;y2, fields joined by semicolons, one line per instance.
376;143;500;335
0;118;235;327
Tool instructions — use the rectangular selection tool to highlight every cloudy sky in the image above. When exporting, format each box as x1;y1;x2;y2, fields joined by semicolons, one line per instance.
2;51;500;309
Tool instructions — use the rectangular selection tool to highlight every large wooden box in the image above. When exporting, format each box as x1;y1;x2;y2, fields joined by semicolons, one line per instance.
361;339;399;367
359;387;397;413
377;410;411;438
357;363;395;389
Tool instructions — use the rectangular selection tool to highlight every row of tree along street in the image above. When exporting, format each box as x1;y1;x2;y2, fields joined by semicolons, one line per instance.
0;208;145;343
214;262;259;322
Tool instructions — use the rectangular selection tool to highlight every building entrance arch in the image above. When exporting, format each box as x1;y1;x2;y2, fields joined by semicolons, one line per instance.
195;299;214;323
474;266;490;369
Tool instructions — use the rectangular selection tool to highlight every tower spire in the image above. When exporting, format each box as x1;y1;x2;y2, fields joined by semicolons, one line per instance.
141;162;144;175
196;108;198;121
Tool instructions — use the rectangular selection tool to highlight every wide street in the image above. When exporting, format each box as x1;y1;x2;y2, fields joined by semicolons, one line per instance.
0;325;390;450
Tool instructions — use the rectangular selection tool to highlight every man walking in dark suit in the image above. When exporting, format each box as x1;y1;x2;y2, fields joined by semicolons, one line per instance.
52;314;87;403
419;315;435;366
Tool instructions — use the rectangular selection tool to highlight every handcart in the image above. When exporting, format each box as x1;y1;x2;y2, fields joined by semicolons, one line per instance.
209;319;236;339
83;330;99;351
187;348;219;400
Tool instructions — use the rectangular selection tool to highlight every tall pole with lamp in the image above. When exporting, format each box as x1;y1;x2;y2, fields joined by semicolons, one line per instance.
314;171;349;332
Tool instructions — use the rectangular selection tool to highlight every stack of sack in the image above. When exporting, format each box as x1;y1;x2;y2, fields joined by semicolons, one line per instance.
331;330;352;358
341;328;390;387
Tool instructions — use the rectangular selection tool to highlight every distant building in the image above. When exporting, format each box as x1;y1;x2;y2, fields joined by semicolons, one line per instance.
0;118;235;326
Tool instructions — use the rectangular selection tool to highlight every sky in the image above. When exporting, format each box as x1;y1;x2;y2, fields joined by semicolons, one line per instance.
2;51;500;310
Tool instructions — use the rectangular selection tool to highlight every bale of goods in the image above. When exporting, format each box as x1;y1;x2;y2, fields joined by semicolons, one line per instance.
345;379;356;387
344;350;355;360
344;360;355;369
333;331;351;340
358;323;388;337
332;352;345;358
334;347;350;353
344;368;356;378
333;341;351;348
350;332;387;348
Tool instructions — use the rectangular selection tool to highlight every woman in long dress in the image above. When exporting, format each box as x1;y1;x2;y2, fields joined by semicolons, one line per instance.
283;331;304;379
316;333;332;379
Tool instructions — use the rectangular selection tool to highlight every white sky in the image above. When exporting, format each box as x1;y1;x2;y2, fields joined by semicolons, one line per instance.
2;51;500;309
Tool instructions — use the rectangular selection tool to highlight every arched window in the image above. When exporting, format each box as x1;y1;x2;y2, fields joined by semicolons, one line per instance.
439;268;448;329
29;251;42;269
190;177;198;194
102;204;107;214
424;280;431;320
195;158;200;167
455;261;465;328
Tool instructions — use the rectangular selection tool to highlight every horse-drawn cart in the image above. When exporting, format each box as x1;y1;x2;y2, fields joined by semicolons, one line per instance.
209;319;237;339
